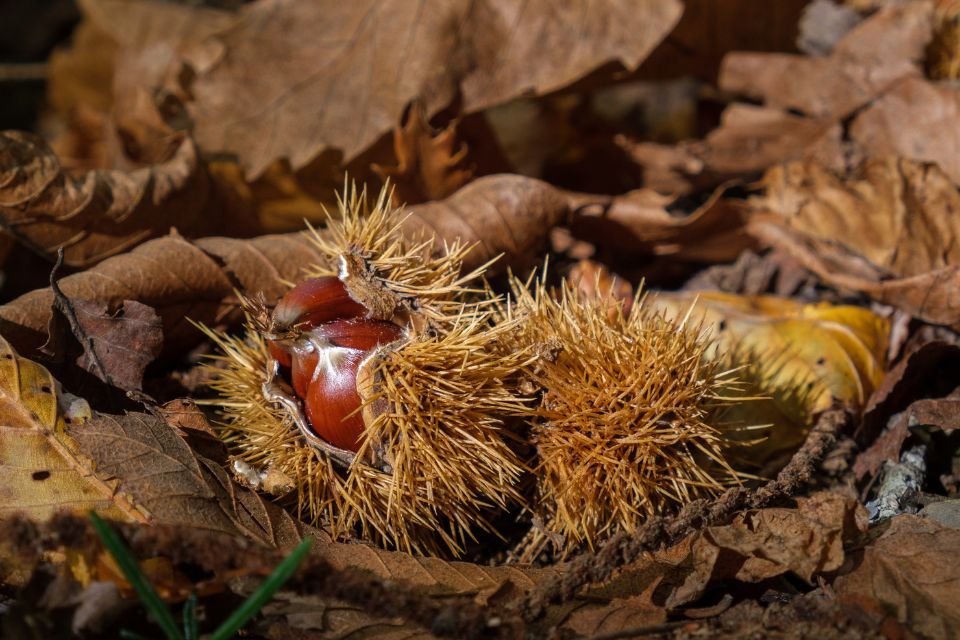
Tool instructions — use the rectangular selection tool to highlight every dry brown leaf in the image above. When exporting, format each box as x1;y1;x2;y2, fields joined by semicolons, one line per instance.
749;157;960;328
65;412;305;547
372;103;474;206
719;1;932;119
638;0;810;82
834;515;960;640
0;130;261;268
689;104;846;177
850;77;960;185
184;0;682;177
0;232;317;358
569;184;754;263
45;272;163;393
667;492;867;609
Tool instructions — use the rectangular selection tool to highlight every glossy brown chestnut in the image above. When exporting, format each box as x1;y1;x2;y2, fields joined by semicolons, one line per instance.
272;276;366;331
269;279;404;453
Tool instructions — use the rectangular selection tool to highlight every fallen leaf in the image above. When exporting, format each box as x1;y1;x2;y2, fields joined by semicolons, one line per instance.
749;157;960;329
0;335;145;525
66;412;305;547
0;130;261;267
688;104;845;177
667;492;867;609
372;102;474;205
856;395;960;480
859;340;960;444
650;291;890;412
719;1;932;119
0;231;317;358
184;0;682;177
850;77;960;185
47;281;163;393
834;515;960;640
568;184;754;263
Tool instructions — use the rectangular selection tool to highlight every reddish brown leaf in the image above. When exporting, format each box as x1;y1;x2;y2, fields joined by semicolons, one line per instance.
666;492;867;609
184;0;682;177
834;515;960;640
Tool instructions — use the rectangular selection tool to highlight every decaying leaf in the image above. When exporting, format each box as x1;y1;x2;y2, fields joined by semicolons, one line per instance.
0;130;260;267
749;156;960;329
834;515;960;640
372;102;474;205
184;0;683;177
568;183;754;263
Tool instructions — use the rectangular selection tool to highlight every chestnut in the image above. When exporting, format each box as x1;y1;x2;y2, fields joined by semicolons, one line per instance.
268;279;403;452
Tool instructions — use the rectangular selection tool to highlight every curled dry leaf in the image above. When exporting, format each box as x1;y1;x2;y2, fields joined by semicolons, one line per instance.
749;157;960;328
184;0;682;177
46;274;163;393
0;232;317;358
834;515;960;640
0;130;260;268
666;492;867;609
568;184;754;263
651;290;889;412
372;102;474;205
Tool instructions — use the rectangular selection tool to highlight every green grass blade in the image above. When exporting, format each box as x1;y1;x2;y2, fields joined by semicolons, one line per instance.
183;593;199;640
88;512;184;640
119;630;152;640
209;538;313;640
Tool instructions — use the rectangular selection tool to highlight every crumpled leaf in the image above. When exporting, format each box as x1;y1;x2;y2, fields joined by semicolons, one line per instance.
667;492;867;608
0;130;260;267
46;279;163;393
749;156;960;329
183;0;682;177
651;290;890;412
834;515;960;640
372;102;474;205
856;390;960;481
568;183;754;263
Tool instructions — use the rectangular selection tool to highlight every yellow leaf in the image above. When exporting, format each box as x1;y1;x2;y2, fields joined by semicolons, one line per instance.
652;291;888;411
0;335;147;524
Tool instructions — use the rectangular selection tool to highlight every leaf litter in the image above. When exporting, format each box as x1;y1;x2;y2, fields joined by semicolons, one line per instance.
2;1;960;638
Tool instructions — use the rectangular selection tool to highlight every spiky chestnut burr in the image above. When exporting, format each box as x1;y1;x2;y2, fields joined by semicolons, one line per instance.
200;184;531;556
501;278;744;555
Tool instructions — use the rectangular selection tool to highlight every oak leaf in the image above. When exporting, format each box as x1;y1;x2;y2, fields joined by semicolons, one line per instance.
184;0;682;177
